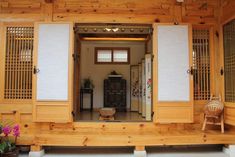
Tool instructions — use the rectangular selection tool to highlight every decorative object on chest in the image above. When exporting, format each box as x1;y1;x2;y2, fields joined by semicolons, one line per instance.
104;72;127;112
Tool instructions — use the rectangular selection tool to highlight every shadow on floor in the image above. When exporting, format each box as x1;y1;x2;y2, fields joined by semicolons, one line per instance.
19;145;228;157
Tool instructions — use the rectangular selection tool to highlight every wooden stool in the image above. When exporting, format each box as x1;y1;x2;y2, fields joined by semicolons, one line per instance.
202;95;224;133
99;107;116;121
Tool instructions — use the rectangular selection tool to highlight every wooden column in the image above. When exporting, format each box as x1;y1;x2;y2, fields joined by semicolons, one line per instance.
29;145;45;157
0;22;4;102
30;145;42;152
135;146;145;151
134;146;146;157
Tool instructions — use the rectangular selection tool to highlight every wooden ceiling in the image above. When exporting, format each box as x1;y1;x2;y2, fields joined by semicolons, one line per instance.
0;0;233;24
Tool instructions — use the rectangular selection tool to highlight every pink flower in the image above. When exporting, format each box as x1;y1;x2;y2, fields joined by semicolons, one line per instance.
13;124;20;137
2;126;12;136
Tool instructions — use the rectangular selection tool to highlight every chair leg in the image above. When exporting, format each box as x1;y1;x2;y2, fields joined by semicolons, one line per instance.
202;116;207;131
221;114;224;133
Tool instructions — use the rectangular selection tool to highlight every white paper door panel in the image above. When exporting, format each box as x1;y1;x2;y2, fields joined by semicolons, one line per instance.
158;25;189;101
37;24;70;101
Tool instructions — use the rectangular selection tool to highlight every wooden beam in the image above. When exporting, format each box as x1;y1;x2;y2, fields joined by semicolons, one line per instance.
45;0;54;4
0;14;43;22
53;13;174;23
0;2;41;9
135;146;145;151
0;2;9;8
30;129;235;146
0;22;4;102
30;145;42;151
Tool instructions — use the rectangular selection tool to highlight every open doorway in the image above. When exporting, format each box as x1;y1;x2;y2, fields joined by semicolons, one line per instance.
73;23;153;122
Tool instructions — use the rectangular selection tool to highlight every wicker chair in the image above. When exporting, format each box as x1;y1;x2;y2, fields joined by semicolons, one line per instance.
202;95;224;133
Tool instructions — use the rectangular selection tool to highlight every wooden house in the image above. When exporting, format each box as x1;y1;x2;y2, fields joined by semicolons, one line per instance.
0;0;235;156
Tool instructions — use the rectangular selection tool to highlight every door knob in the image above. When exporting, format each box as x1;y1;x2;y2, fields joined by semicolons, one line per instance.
187;67;194;75
33;66;40;74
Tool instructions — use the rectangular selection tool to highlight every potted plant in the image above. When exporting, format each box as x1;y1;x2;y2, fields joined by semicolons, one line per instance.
83;77;94;89
0;124;20;157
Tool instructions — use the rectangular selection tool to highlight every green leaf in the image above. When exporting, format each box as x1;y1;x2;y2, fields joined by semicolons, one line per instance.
0;142;7;153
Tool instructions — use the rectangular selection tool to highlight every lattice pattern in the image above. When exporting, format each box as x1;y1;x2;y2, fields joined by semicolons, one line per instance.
193;29;210;100
4;27;34;99
224;19;235;102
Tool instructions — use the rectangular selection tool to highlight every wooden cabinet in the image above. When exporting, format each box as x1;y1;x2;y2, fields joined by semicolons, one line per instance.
104;77;126;111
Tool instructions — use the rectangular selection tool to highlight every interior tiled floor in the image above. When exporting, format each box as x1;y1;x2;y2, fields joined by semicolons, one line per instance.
19;145;229;157
77;110;148;122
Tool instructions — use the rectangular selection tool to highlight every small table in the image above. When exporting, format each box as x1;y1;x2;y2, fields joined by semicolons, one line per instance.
80;88;93;111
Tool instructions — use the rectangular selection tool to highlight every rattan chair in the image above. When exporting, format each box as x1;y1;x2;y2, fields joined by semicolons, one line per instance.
202;94;224;133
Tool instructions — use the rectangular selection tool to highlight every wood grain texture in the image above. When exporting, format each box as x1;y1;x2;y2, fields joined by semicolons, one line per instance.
0;0;235;147
15;122;235;146
220;0;235;24
1;107;235;146
0;0;219;23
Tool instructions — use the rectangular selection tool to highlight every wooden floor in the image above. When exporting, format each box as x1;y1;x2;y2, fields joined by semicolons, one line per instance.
17;122;235;147
77;110;147;122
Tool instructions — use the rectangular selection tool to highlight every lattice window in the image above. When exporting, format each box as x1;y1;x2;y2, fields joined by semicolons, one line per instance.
193;29;210;100
224;19;235;102
4;26;34;99
95;47;130;64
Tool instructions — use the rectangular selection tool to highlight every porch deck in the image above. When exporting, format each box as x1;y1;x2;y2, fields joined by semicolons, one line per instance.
17;123;235;147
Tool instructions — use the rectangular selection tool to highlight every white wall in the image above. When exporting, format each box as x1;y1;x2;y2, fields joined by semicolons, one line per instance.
80;41;145;109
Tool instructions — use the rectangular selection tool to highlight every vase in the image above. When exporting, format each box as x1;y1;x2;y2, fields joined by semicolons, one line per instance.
1;149;19;157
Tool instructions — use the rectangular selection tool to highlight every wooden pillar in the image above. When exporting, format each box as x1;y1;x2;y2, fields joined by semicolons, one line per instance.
135;146;145;151
29;145;44;157
0;22;4;102
30;145;42;152
134;146;146;157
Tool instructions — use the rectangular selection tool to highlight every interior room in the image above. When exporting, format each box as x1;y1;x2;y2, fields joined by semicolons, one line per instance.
73;23;153;122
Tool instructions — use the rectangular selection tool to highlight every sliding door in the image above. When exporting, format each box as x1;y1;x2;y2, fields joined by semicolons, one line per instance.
153;24;193;123
33;22;73;122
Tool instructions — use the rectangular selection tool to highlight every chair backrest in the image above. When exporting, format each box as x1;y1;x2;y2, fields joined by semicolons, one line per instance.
204;94;224;117
210;94;221;101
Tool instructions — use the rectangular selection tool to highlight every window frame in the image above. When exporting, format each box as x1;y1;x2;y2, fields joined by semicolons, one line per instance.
95;47;130;64
0;22;34;104
192;25;215;104
223;19;235;103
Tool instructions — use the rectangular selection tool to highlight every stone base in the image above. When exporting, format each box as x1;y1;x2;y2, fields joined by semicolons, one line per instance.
29;149;45;157
223;145;235;157
134;150;147;157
